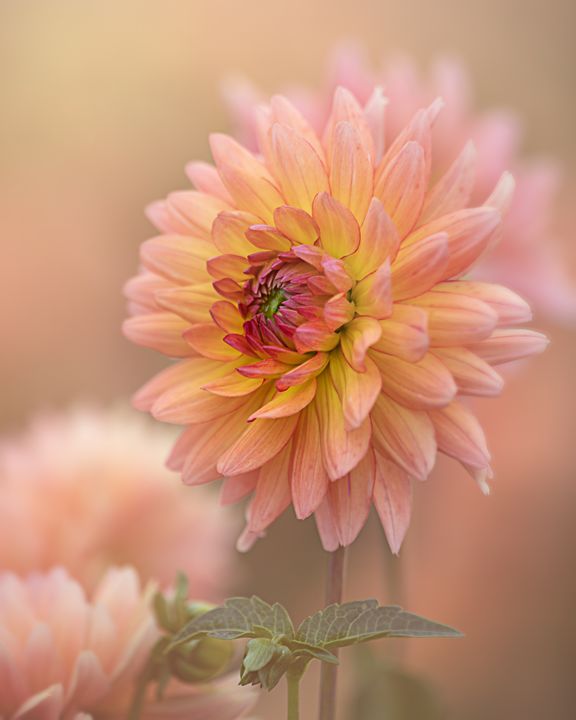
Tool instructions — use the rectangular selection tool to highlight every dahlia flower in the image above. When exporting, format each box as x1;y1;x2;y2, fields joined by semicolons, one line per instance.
124;86;548;553
0;567;255;719
225;49;576;322
0;408;235;597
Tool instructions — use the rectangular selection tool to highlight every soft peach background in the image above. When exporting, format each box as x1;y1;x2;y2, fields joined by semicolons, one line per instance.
1;1;575;719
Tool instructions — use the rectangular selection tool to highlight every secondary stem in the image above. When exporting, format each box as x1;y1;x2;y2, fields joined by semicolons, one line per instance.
287;670;301;720
318;546;347;720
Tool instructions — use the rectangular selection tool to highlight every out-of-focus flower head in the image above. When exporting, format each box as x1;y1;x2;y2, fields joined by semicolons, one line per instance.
224;46;576;323
124;79;548;554
0;407;236;598
0;566;256;719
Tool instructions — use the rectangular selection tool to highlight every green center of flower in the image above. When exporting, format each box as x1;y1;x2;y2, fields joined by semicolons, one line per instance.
260;287;286;319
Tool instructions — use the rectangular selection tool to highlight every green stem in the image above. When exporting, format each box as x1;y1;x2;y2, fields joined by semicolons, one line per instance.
287;669;302;720
318;546;347;720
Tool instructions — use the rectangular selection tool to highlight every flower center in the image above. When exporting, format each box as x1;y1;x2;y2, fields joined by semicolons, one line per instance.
259;287;286;319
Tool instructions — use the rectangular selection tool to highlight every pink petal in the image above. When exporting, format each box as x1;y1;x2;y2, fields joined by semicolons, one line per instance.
212;210;262;255
353;259;392;319
429;401;491;470
312;192;361;258
293;320;340;353
122;313;194;358
346;198;400;279
248;378;317;420
183;323;241;361
328;451;375;546
324;292;356;331
329;121;373;222
433;281;532;325
245;224;292;252
340;317;382;372
391;231;449;301
217;414;299;476
371;395;436;481
330;350;382;430
140;235;213;285
373;352;457;410
291;406;330;518
246;443;292;533
372;453;413;555
166;191;232;240
372;304;429;362
273;205;319;245
276;352;330;391
185;160;234;203
375;141;427;238
433;347;504;397
466;328;549;365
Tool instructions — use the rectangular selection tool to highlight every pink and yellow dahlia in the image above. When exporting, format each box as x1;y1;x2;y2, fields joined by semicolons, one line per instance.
226;49;576;323
0;408;236;597
0;566;255;719
124;87;548;553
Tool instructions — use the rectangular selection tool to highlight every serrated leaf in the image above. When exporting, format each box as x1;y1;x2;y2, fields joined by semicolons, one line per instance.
297;601;461;649
243;638;277;673
297;600;379;646
171;596;295;648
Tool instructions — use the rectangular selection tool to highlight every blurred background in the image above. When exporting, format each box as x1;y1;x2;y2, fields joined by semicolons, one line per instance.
1;1;575;718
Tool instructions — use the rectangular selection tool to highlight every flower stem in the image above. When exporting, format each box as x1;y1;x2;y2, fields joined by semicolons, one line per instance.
318;546;347;720
287;668;302;720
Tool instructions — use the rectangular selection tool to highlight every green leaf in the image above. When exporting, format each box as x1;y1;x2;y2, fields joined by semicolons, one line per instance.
171;596;295;647
297;601;462;649
243;638;277;673
287;639;339;664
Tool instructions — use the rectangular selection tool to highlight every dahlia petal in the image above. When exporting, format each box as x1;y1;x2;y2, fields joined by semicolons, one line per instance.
171;396;265;484
329;452;375;546
314;497;341;552
340;317;382;372
429;401;491;470
122;313;193;357
372;352;457;410
419;141;477;224
210;300;244;334
217;414;299;476
245;224;292;252
155;283;217;323
432;281;532;325
237;358;291;379
206;253;247;281
247;443;292;533
132;357;223;412
353;259;392;319
183;323;241;360
166;191;232;239
212;210;262;255
321;256;355;292
268;123;329;212
203;371;265;398
291;406;330;519
220;472;259;505
484;171;515;215
273;205;319;245
363;86;387;164
293;320;340;353
292;243;326;271
330;121;373;221
371;395;436;481
248;378;317;420
323;86;374;161
13;686;64;720
321;293;353;331
408;292;498;346
65;650;109;707
185;160;234;203
315;373;371;481
466;329;549;365
123;272;172;315
312;192;361;258
141;235;214;284
212;277;244;301
275;352;330;390
330;350;382;430
372;453;412;555
433;347;504;397
378;98;442;181
346;198;400;279
391;232;449;301
404;207;501;280
270;94;325;157
209;133;283;222
372;304;429;362
374;141;427;238
145;200;188;234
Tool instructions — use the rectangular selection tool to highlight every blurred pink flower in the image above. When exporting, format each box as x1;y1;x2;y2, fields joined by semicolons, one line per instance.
224;47;576;323
0;566;255;719
0;407;237;598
